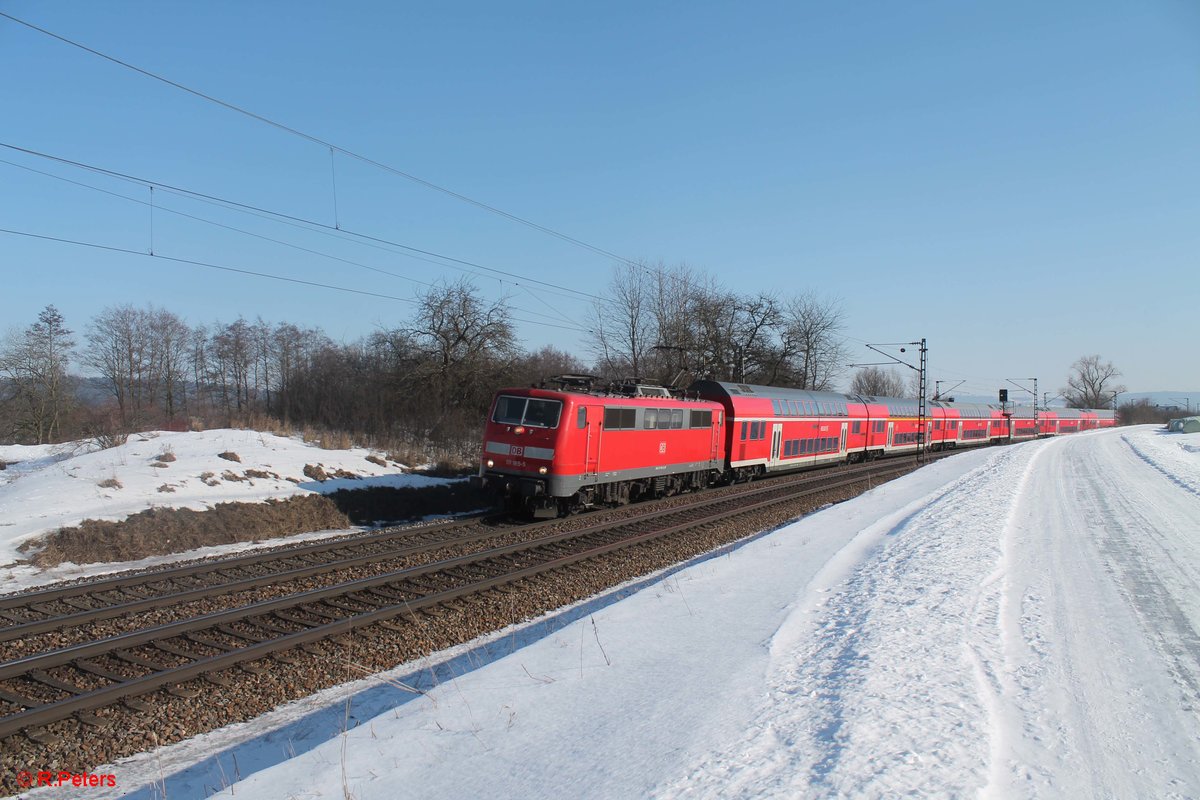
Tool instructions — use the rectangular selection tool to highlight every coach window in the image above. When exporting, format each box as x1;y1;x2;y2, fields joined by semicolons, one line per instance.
577;407;587;429
644;409;658;429
741;421;748;441
671;409;684;429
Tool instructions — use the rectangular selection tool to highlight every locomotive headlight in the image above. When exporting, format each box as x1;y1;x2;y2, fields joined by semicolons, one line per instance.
486;459;495;468
538;466;548;475
514;426;526;435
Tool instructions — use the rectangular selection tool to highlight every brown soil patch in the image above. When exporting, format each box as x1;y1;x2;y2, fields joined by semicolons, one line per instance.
20;482;491;568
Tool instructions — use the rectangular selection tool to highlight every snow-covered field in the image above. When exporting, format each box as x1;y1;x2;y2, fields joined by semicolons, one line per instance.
0;429;457;588
11;426;1200;799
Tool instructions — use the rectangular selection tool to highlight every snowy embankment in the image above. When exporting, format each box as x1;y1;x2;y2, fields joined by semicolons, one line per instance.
16;426;1200;800
0;430;456;587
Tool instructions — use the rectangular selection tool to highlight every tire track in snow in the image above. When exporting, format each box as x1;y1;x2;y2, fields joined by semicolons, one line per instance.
657;447;1036;798
966;437;1056;799
978;430;1200;799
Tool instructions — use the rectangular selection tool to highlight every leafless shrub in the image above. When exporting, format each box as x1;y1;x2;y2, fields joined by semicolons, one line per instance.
415;459;473;478
98;477;122;489
303;428;354;451
244;469;276;480
157;484;176;493
303;463;329;482
155;448;177;463
221;470;246;482
199;471;220;486
218;451;241;462
91;431;130;450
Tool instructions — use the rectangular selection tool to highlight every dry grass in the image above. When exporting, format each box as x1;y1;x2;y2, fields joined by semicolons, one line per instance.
19;483;493;567
97;477;122;490
22;495;353;567
217;451;241;463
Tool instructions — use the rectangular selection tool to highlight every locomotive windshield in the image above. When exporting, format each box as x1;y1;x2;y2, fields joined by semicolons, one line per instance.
492;395;563;428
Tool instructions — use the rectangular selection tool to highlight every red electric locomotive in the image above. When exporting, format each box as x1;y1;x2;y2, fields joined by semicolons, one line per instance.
474;376;725;517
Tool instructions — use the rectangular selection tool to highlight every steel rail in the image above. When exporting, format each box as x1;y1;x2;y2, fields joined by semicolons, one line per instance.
0;514;496;610
0;523;536;642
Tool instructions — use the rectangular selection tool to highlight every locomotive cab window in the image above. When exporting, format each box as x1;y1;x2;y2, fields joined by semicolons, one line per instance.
577;407;587;429
493;396;563;429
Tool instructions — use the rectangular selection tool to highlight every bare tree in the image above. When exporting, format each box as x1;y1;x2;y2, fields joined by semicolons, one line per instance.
146;307;191;419
83;305;148;427
513;346;588;386
1061;355;1125;409
405;279;517;439
589;262;849;390
780;292;847;390
850;366;907;398
589;262;655;378
0;305;75;443
649;261;701;383
211;318;255;418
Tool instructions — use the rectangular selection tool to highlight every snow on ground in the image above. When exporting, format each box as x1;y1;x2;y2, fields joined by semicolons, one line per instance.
0;429;458;580
12;426;1200;799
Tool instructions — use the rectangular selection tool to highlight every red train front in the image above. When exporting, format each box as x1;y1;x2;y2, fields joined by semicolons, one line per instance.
474;377;726;517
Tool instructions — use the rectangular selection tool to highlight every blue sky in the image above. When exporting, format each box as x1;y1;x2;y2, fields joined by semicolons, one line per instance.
1;1;1197;395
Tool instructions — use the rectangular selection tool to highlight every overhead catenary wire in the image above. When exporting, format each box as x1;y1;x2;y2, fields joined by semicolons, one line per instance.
0;141;610;308
0;10;646;271
0;227;593;332
0;155;588;329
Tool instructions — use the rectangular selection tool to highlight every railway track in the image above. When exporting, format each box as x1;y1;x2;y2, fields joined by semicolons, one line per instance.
0;453;933;744
0;455;926;649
